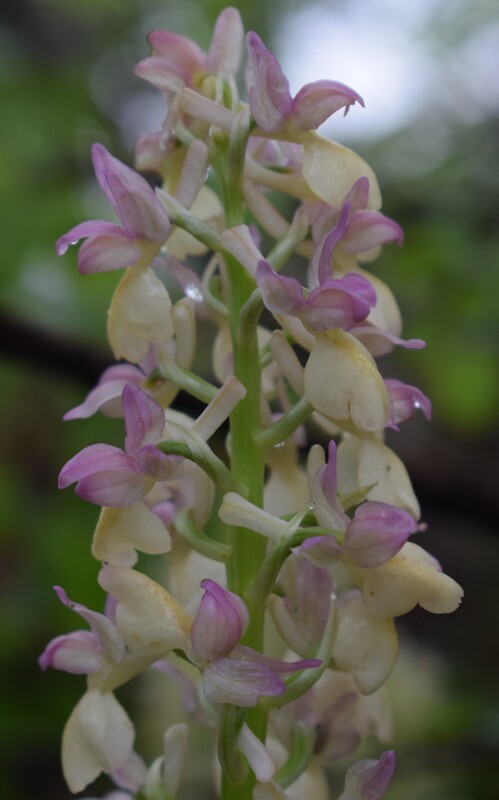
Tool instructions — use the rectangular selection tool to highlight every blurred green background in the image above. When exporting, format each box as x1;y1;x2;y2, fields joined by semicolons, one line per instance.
1;0;498;797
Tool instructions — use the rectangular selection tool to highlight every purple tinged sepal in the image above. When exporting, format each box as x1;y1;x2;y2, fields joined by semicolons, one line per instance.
123;382;165;452
59;384;182;507
202;649;321;708
191;579;249;662
385;378;432;429
136;8;243;93
338;750;396;800
56;144;170;275
344;501;418;568
63;364;145;420
245;32;362;133
292;79;365;129
38;631;103;674
51;585;126;662
58;444;147;507
298;534;344;565
256;261;376;332
203;658;287;707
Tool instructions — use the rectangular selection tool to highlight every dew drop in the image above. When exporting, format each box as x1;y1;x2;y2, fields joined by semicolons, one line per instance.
185;283;203;302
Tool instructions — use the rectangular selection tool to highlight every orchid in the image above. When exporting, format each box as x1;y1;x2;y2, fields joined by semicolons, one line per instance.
44;9;462;800
59;383;182;506
191;580;321;708
56;144;170;274
245;32;363;134
301;441;418;570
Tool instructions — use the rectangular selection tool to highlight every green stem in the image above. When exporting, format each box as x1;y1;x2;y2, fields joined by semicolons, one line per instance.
173;510;232;562
157;439;242;495
255;397;313;448
215;116;268;799
155;360;218;404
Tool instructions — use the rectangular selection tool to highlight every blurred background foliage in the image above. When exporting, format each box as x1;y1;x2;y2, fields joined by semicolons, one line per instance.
0;0;498;798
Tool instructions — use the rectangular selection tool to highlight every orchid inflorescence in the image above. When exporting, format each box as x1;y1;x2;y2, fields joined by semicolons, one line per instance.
41;8;463;800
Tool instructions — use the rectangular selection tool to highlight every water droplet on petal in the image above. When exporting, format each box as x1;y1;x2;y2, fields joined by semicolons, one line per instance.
185;283;203;302
307;501;316;511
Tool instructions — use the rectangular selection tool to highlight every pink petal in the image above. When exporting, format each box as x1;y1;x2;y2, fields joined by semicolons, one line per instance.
298;534;343;565
345;501;418;568
75;471;150;507
351;323;426;357
191;580;249;661
59;444;136;489
292;79;364;129
104;172;170;241
302;274;376;331
51;586;125;662
123;384;165;453
321;440;347;518
345;177;371;211
245;32;292;131
137;445;183;481
78;233;142;274
56;220;125;256
147;30;204;75
63;365;145;421
208;7;244;74
203;657;286;707
342;210;403;253
385;379;432;426
315;201;351;285
234;645;321;675
293;559;333;641
339;750;396;800
39;631;103;674
91;143;154;211
134;55;188;92
256;261;306;316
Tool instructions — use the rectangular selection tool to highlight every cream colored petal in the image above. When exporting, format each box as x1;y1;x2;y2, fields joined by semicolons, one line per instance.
304;330;389;434
301;132;382;210
98;566;192;657
357;542;463;618
332;594;398;695
193;376;246;441
253;781;289;800
238;724;277;783
263;739;329;800
337;437;420;520
108;266;174;363
62;691;134;793
286;761;330;800
167;539;226;613
92;502;172;567
264;458;309;517
219;492;288;538
269;331;305;397
163;723;189;797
